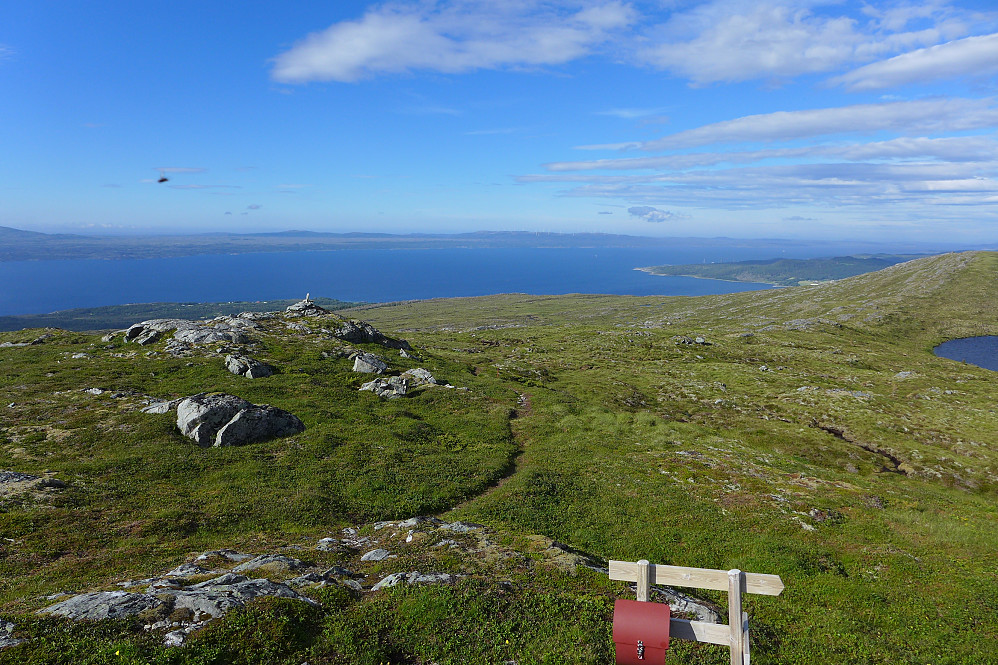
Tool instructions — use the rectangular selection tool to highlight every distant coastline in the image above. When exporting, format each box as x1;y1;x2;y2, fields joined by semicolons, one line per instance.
635;266;791;287
638;254;925;287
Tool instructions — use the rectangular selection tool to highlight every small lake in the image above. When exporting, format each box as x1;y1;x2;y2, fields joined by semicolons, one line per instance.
933;336;998;372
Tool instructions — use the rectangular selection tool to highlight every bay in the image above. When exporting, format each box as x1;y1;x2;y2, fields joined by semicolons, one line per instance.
1;246;795;317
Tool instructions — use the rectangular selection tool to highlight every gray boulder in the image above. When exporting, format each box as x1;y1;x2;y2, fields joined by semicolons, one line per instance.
0;620;24;649
177;394;252;445
359;368;438;399
334;319;412;351
215;406;305;447
402;368;437;386
352;353;388;374
176;393;304;447
225;354;274;379
359;376;409;399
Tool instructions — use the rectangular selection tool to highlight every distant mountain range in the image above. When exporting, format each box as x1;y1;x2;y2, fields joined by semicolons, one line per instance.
0;225;979;262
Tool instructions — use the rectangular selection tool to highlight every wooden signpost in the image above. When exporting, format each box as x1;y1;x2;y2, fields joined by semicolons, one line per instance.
609;559;784;665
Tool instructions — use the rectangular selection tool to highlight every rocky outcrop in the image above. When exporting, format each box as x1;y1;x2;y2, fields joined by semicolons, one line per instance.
0;470;66;498
175;393;304;447
224;354;274;378
232;555;308;575
285;299;328;316
359;368;438;399
371;571;457;591
124;319;249;347
40;574;314;624
334;319;412;351
30;516;723;649
352;353;388;374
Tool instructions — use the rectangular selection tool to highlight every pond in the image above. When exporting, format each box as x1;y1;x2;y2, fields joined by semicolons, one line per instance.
933;336;998;372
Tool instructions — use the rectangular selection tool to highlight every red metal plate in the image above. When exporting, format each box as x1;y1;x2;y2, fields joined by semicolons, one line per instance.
612;599;670;664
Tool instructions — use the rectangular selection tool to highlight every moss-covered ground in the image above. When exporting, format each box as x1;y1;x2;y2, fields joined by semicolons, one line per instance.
2;252;997;663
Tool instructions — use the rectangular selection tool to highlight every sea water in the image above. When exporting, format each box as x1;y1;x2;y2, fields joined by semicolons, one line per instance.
0;245;816;317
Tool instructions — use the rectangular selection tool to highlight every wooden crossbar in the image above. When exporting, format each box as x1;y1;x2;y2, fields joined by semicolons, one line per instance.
608;560;784;596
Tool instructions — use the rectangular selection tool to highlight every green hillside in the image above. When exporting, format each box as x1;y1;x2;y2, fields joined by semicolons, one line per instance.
1;252;997;664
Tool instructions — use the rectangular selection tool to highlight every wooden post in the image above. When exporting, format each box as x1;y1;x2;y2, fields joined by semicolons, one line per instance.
742;611;750;665
728;569;744;665
636;559;650;602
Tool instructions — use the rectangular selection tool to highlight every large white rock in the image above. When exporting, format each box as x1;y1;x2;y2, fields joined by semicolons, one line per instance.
175;393;303;447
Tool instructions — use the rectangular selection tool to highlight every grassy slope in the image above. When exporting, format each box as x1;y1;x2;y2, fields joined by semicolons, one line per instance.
642;254;919;286
1;252;997;664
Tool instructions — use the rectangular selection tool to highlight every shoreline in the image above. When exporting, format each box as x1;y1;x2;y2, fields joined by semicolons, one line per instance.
634;266;783;287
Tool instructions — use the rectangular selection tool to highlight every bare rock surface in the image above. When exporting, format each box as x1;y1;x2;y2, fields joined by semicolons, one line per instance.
232;554;308;575
124;319;249;347
40;575;314;625
0;470;66;498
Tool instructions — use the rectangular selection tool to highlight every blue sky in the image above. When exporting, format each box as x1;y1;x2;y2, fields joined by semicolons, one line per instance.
2;1;998;242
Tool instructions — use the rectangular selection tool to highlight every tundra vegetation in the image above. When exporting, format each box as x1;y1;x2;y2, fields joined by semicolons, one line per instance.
640;254;921;286
1;252;997;664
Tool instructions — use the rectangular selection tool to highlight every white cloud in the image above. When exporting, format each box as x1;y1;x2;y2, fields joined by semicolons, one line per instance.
586;99;998;151
831;32;998;91
628;205;678;222
271;1;636;83
155;167;208;174
595;107;670;119
547;136;998;171
639;1;865;85
520;160;998;212
633;0;977;86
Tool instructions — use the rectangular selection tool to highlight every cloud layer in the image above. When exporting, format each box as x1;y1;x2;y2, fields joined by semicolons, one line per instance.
831;32;998;91
272;1;635;83
271;1;989;87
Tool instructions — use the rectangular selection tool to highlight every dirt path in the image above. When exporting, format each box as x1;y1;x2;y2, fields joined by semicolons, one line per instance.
439;391;531;516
